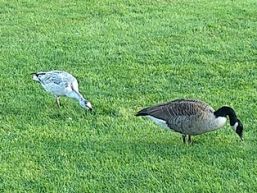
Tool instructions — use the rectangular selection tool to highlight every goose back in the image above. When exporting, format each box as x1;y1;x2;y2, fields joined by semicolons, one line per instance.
34;71;78;96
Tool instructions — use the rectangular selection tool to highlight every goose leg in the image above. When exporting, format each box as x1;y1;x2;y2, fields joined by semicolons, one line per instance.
182;134;186;143
188;135;192;144
56;96;61;108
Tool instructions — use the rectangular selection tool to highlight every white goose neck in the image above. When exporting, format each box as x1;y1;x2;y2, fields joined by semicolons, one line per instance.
67;90;84;101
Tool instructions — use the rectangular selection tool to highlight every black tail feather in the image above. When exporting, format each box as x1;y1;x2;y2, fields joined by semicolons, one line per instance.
135;108;150;116
31;72;46;76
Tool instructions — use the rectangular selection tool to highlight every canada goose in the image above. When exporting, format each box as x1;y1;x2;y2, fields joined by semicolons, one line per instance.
136;99;243;143
32;70;92;110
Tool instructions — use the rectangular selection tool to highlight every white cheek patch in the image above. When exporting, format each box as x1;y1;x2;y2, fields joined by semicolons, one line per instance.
147;116;169;129
233;122;238;131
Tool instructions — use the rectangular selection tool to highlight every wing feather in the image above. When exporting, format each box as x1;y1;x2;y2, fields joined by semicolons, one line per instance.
136;99;214;122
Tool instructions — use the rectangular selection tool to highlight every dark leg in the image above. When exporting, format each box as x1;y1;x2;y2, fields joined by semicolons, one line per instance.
56;96;61;108
188;135;192;144
182;134;186;143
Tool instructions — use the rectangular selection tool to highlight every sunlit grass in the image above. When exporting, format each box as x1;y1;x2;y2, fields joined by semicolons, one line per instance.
1;0;257;192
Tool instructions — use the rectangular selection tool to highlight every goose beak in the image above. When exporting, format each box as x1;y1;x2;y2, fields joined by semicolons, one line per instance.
234;120;243;141
238;133;243;141
86;102;93;111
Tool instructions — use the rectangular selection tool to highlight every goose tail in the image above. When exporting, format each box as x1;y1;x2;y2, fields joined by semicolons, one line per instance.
31;72;40;81
135;108;150;116
31;72;46;82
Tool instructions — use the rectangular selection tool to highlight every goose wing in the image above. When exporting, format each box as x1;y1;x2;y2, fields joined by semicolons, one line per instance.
136;99;214;122
32;71;79;96
35;71;77;88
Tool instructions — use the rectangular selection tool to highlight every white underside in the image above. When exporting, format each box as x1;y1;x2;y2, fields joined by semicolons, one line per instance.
42;84;71;96
147;116;227;130
147;116;169;129
147;115;228;135
41;80;79;97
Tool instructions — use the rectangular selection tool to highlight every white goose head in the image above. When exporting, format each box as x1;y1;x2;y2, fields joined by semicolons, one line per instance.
79;99;93;111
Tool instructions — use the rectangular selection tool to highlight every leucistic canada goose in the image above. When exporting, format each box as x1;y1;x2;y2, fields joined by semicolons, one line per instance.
32;70;92;110
136;99;243;143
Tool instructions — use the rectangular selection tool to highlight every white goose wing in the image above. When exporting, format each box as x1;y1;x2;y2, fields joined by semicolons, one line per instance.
35;71;78;95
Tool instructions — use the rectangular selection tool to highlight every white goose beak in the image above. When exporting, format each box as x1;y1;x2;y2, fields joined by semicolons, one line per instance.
86;101;93;111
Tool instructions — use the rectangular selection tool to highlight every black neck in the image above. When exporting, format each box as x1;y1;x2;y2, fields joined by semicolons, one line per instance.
214;106;237;126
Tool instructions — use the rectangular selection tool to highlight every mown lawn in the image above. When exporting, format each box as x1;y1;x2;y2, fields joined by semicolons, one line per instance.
1;0;257;192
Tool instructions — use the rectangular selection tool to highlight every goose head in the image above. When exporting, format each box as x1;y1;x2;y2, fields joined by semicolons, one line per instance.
214;106;243;141
80;99;93;111
232;119;243;140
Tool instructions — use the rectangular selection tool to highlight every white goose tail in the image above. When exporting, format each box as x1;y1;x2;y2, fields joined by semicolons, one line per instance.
31;72;45;82
32;73;39;81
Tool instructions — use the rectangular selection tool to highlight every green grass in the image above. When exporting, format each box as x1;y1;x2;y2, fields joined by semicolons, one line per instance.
1;0;257;192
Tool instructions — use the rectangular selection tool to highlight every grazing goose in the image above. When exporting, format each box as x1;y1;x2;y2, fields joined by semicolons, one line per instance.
136;99;243;143
32;70;92;110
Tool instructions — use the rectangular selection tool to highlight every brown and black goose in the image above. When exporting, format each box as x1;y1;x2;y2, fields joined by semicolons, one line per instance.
135;99;243;143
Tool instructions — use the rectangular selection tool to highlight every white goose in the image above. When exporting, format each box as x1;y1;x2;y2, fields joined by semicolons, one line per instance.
32;70;92;110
